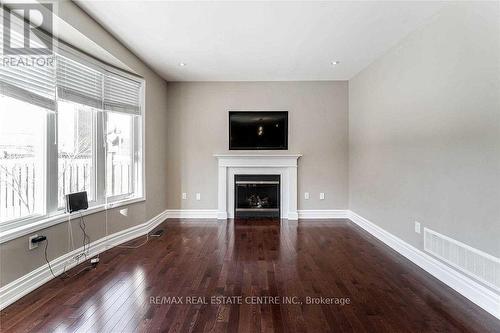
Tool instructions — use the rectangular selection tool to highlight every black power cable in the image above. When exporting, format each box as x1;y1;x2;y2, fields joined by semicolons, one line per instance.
43;212;94;281
44;239;57;279
78;212;91;258
44;237;95;280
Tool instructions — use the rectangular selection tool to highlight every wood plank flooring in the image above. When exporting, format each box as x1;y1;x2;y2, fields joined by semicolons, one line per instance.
1;218;499;332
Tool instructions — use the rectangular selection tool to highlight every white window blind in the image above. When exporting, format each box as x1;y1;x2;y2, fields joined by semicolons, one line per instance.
0;16;56;110
0;6;143;115
56;56;103;109
104;72;142;115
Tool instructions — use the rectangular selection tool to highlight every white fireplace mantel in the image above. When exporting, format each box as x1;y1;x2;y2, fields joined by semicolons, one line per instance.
214;153;302;220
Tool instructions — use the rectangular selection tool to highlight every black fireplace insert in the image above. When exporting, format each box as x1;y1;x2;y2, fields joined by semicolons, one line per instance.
234;174;280;218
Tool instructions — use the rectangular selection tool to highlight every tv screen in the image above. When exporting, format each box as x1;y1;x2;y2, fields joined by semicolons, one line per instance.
229;111;288;150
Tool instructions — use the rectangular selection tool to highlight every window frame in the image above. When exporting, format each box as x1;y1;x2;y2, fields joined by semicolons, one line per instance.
55;100;100;210
0;45;145;238
105;111;133;202
0;96;49;228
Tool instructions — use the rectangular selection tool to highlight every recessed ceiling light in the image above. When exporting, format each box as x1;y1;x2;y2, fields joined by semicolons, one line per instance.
331;60;340;66
179;62;186;67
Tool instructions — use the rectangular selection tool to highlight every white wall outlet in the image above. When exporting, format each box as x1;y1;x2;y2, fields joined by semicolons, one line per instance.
304;192;310;200
182;192;187;200
415;221;421;234
29;234;39;250
319;192;325;200
196;193;201;201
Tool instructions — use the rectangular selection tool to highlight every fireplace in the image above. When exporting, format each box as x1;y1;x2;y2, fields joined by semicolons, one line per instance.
234;175;280;218
214;154;301;220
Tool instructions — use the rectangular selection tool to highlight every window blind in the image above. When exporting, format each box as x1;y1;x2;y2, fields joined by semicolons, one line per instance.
104;72;142;115
0;7;143;114
56;56;103;109
0;15;56;110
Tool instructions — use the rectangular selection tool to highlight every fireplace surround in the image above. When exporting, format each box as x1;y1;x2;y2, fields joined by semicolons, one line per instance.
214;154;302;220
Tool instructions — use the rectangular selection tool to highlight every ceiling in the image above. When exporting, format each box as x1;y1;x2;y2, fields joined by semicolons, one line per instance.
76;1;447;81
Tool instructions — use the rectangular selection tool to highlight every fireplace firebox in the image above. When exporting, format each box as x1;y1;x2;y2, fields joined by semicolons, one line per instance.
234;175;280;218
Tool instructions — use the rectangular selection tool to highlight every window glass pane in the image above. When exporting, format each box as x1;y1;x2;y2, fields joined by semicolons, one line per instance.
0;96;46;222
57;100;95;208
106;112;134;197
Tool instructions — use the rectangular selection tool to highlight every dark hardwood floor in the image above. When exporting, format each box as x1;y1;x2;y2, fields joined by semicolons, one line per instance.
1;218;499;332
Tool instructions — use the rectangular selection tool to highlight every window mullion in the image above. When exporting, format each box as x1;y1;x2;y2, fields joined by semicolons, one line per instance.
95;111;106;205
133;116;140;196
46;111;58;215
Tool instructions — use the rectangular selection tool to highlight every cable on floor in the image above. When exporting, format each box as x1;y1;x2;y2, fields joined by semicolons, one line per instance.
117;233;150;249
44;236;95;280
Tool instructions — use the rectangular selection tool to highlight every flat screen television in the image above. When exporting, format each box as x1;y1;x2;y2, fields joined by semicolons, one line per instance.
229;111;288;150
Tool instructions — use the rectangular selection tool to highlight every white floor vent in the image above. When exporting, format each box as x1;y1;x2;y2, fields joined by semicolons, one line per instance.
424;228;500;291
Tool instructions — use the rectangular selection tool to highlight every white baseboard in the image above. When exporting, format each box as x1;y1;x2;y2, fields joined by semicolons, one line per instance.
298;209;349;219
165;209;218;219
0;209;168;311
348;211;500;320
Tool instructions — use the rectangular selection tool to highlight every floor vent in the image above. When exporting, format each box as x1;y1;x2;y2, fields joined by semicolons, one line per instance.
423;228;500;291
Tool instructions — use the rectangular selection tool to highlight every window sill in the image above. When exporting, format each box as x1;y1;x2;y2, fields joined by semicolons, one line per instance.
0;196;145;244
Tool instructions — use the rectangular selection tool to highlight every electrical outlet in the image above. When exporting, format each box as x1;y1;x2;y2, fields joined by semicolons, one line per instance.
415;221;421;234
304;192;310;200
319;193;325;200
182;193;187;200
196;193;201;201
29;234;39;250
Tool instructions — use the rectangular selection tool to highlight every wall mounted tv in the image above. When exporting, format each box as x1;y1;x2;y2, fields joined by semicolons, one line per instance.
229;111;288;150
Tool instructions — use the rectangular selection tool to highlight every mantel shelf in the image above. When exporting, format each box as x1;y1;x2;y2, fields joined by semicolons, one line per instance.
213;153;302;159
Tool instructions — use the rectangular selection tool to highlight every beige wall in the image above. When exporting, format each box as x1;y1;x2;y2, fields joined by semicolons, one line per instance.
166;81;349;210
349;2;500;257
0;1;169;286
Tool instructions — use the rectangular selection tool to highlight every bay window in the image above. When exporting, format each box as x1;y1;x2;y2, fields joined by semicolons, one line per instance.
0;43;144;230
